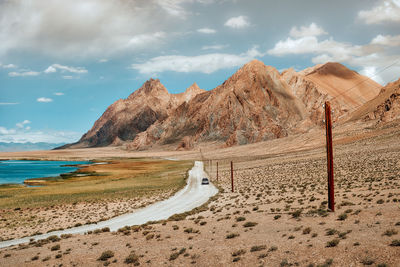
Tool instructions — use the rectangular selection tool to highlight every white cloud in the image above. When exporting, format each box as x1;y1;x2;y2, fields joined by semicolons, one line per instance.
0;102;19;105
156;0;189;17
37;97;53;103
268;36;362;62
224;16;250;29
16;120;31;129
131;46;264;74
268;23;400;84
0;126;81;143
8;71;41;77
289;23;327;38
62;75;75;80
371;34;400;46
360;66;385;84
197;28;217;34
0;1;173;58
202;44;229;50
358;0;400;24
0;127;16;135
0;63;17;69
44;66;57;73
126;32;166;49
44;64;88;74
98;59;108;63
54;92;64;96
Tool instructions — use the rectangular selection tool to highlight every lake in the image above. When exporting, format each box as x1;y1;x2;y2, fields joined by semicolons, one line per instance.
0;160;91;185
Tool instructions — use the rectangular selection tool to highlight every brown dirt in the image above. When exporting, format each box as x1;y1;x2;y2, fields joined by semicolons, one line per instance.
0;120;400;266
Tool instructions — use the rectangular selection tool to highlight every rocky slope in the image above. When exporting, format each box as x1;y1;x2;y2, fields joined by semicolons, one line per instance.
349;78;400;122
62;60;383;150
282;62;381;124
129;60;307;150
61;79;204;148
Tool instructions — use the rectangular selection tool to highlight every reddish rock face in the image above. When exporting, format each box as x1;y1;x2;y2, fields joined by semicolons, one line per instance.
62;79;205;148
282;62;381;125
350;78;400;123
130;60;307;150
62;60;384;150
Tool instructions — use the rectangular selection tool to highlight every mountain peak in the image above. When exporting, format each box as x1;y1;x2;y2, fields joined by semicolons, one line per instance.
308;62;357;79
186;82;200;92
241;59;267;71
128;78;169;99
141;78;168;93
179;82;205;102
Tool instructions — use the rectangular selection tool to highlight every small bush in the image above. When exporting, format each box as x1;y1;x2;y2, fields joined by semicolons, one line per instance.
390;239;400;246
360;257;375;265
31;255;39;261
243;222;258;228
98;250;114;261
383;229;398;237
51;244;60;251
232;257;240;262
303;227;311;234
60;234;72;239
326;229;337;236
169;252;179;261
376;199;384;204
226;233;239;239
124;252;139;264
250;245;266;252
236;217;246;222
268;246;278;252
337;213;348;221
274;215;281;220
326;239;340;247
231;249;246;257
47;235;60;242
290;210;302;218
42;256;51;262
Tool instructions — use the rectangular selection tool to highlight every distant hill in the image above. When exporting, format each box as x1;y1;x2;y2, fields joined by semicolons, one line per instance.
0;142;66;152
60;60;382;150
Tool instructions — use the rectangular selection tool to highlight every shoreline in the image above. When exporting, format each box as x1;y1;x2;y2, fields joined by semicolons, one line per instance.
0;159;94;186
0;161;217;249
0;158;192;241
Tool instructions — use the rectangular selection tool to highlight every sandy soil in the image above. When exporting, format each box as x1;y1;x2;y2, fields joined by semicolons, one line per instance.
0;120;400;266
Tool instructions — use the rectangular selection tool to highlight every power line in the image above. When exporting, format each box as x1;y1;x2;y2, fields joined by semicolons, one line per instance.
333;72;400;123
331;57;400;102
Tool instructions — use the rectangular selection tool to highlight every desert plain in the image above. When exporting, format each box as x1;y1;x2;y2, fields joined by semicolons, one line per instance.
0;117;399;267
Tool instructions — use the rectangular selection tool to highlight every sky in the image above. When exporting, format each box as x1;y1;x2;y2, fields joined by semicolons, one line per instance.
0;0;399;144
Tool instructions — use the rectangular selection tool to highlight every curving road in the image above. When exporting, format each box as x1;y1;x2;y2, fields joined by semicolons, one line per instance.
0;161;218;249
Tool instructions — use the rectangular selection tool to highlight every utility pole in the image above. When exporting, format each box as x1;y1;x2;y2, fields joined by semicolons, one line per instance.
325;101;335;212
231;161;234;192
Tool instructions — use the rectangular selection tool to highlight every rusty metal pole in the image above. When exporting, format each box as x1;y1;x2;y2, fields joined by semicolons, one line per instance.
325;101;335;212
216;162;219;182
231;161;234;192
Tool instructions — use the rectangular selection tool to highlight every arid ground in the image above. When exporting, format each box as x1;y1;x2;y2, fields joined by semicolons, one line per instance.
0;120;399;266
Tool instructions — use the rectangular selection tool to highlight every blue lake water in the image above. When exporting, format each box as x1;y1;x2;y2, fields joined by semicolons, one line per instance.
0;160;91;185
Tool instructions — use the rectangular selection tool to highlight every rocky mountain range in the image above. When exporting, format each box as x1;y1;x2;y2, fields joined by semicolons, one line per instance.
61;60;383;150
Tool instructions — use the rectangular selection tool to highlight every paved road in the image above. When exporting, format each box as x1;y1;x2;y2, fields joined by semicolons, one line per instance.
0;161;218;249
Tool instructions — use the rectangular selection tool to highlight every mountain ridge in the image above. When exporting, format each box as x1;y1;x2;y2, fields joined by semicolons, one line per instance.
60;60;383;150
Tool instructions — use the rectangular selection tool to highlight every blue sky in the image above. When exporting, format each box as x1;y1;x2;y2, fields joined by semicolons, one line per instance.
0;0;399;143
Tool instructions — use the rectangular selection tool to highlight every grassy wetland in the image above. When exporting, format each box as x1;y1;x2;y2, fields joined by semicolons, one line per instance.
0;158;192;240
